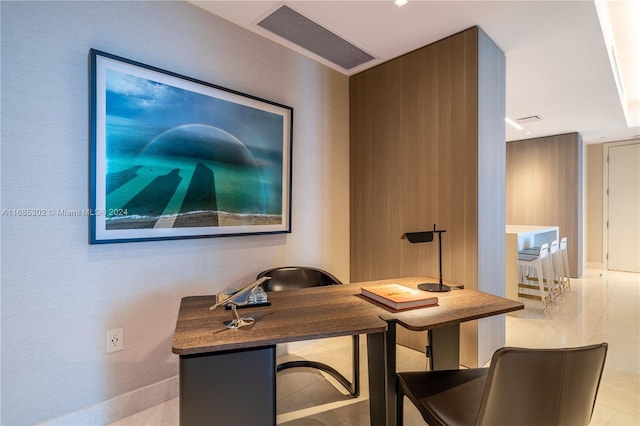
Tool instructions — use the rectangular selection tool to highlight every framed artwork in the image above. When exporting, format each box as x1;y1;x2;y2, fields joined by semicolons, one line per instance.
89;49;293;244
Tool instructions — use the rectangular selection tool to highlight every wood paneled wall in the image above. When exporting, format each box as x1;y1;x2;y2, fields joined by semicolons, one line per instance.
350;27;506;367
350;28;479;287
506;133;583;276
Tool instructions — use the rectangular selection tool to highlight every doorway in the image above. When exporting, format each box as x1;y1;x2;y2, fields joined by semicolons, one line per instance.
604;141;640;272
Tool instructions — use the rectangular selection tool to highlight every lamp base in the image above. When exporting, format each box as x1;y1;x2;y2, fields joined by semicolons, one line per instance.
418;283;451;292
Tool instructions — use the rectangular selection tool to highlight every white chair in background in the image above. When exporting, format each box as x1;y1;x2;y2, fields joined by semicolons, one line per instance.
559;237;571;292
549;240;566;297
517;243;554;308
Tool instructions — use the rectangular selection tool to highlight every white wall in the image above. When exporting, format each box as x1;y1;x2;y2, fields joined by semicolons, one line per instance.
476;28;507;367
0;1;350;424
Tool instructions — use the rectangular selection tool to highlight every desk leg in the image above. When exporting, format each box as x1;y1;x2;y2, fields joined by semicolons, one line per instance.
428;325;460;371
385;322;398;426
179;346;276;426
367;331;387;426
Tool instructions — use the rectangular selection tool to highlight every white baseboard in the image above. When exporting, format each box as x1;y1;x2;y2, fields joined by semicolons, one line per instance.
38;375;179;426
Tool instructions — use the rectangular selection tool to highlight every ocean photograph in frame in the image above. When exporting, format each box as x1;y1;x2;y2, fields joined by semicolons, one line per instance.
89;49;292;244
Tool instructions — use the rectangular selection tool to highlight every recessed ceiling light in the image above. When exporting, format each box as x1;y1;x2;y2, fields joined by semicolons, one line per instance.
516;115;542;124
395;0;408;7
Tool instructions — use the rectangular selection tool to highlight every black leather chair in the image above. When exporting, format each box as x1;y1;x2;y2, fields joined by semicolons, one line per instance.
256;266;360;397
397;343;608;426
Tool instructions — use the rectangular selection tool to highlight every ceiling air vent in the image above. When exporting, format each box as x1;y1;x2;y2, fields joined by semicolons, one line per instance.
257;5;375;70
516;115;542;124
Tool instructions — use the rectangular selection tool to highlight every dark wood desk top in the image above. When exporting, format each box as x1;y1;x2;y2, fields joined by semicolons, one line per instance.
172;276;524;355
364;277;524;332
172;282;388;355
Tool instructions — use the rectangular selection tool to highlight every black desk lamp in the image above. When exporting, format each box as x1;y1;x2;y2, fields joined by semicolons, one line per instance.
402;224;451;292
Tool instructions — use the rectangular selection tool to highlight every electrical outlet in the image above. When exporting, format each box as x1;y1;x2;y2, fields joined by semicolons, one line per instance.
106;327;123;353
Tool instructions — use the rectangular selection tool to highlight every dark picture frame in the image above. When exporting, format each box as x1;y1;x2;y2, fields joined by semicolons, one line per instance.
89;49;293;244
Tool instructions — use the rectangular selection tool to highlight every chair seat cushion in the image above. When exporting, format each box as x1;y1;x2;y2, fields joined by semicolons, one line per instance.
518;247;541;255
398;368;489;426
517;253;539;261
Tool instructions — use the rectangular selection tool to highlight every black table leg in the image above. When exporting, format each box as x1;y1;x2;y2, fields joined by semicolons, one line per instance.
367;331;387;426
180;345;276;426
428;325;460;371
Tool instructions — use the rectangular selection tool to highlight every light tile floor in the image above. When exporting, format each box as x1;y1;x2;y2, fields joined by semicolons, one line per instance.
111;268;639;425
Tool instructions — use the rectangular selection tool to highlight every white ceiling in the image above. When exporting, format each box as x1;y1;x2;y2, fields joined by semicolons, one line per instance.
191;0;640;144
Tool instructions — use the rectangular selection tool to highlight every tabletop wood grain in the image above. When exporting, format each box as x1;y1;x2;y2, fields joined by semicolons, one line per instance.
172;276;524;355
172;282;387;355
369;277;524;331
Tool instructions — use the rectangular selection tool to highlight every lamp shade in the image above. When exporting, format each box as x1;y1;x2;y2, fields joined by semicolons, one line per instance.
401;225;450;292
402;231;434;243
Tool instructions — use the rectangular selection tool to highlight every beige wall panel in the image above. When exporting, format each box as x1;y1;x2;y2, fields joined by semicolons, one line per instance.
506;133;583;276
349;62;405;280
586;143;604;263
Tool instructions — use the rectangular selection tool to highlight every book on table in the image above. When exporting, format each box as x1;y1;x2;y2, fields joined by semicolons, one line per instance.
360;283;438;310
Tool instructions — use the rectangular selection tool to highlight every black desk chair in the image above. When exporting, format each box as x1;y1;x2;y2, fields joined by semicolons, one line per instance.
256;266;360;397
397;343;607;426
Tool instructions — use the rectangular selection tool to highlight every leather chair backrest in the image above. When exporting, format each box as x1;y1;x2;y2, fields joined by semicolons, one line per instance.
476;343;608;426
256;266;341;292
